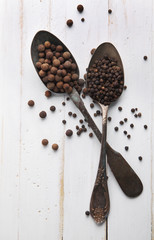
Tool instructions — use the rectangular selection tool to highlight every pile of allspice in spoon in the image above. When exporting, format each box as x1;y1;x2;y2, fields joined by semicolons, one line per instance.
35;41;82;94
87;56;124;105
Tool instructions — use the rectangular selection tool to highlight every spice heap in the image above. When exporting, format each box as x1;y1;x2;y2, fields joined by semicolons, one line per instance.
87;56;124;105
35;41;82;94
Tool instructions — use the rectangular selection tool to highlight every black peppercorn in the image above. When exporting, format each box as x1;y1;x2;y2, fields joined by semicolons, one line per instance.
118;106;122;111
127;134;131;139
42;139;48;146
85;211;90;216
66;97;70;101
134;114;138;118
144;125;148;129
108;117;112;122
81;18;85;22
76;125;79;130
138;112;142;117
108;9;112;14
119;121;124;125
50;106;56;112
62;120;66;125
68;111;72;116
79;119;83;124
138;156;142;161
77;4;84;13
123;130;127;135
73;113;77;118
114;127;119;131
123;85;127;90
130;123;134;128
66;129;73;137
39;111;47;118
143;56;148;61
28;100;35;107
125;146;129;151
124;118;127;122
66;19;73;27
90;103;94;108
131;108;135;113
62;102;66;106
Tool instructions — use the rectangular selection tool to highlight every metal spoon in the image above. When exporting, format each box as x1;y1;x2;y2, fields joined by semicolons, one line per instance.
31;31;143;199
87;43;125;224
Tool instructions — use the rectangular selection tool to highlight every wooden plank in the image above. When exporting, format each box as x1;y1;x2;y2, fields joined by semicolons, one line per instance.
107;0;152;239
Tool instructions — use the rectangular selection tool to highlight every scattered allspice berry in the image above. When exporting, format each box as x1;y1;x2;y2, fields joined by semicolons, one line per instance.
89;133;93;138
45;90;52;98
79;119;83;124
50;106;56;112
66;19;73;27
144;125;148;129
52;143;59;151
143;56;148;61
77;4;84;13
138;156;142;161
125;146;129;151
114;127;119;132
66;129;73;137
39;111;47;118
130;123;134;128
138;112;142;117
90;48;96;55
28;100;35;107
85;211;90;216
108;9;112;14
108;117;112;122
42;139;48;146
118;106;122;111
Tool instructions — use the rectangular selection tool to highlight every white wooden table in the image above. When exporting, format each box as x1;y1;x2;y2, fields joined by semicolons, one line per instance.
0;0;153;239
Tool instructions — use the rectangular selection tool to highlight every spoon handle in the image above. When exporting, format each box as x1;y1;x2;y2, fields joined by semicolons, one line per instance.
90;105;110;224
69;89;143;198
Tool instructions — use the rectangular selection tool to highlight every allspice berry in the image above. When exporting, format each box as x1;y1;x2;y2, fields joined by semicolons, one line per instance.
66;19;73;27
46;51;53;59
50;67;57;74
56;45;63;52
50;106;56;112
56;81;63;89
45;90;52;98
64;76;71;82
42;139;48;146
39;70;46;77
66;129;73;137
28;100;35;107
47;82;55;90
36;61;42;69
63;51;71;59
64;61;72;69
39;111;47;118
53;59;60;67
44;41;51;48
77;4;84;13
48;74;55;81
41;63;49;71
72;73;79;80
52;143;59;151
91;48;96;55
38;44;45;52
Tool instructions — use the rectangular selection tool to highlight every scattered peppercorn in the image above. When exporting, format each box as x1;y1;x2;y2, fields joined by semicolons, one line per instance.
108;9;112;14
131;108;135;113
45;90;52;98
138;156;142;161
118;106;122;111
66;97;70;101
77;4;84;13
68;111;72;116
62;120;66;125
50;106;56;112
143;56;148;61
81;18;85;22
76;125;79;130
123;85;127;90
124;118;127;122
94;113;97;117
62;102;66;106
119;121;124;125
85;211;90;216
123;130;127;135
134;114;138;118
52;143;59;151
73;113;77;118
42;139;48;146
108;117;112;122
28;100;35;107
90;48;96;55
114;127;119;132
125;146;129;151
135;108;138;111
82;94;85;99
127;134;131;139
90;103;94;108
138;112;142;117
39;111;47;118
66;129;73;137
89;133;93;138
144;125;148;129
66;19;73;27
130;123;134;128
78;79;85;86
96;110;101;116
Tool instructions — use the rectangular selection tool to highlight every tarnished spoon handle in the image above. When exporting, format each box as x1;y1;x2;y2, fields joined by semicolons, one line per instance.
69;89;143;198
90;105;110;224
